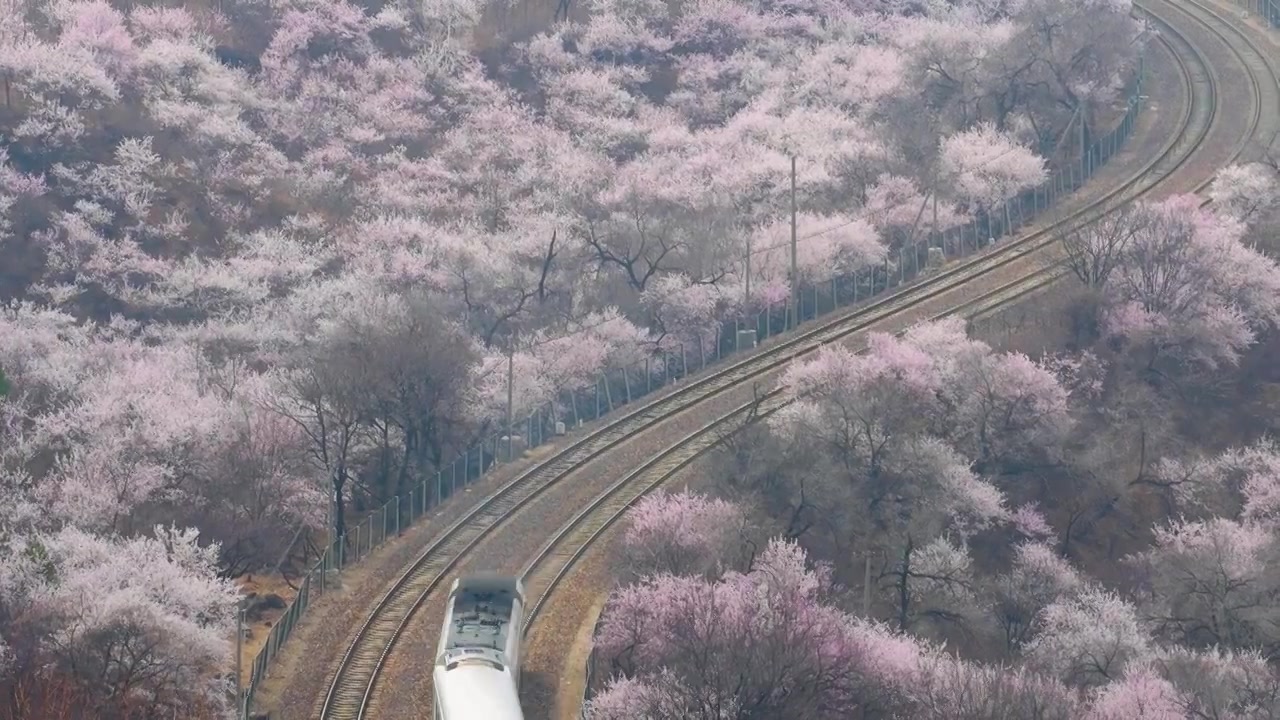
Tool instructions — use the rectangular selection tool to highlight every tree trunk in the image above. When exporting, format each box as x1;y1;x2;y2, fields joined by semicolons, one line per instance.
896;538;914;632
398;427;415;500
334;469;347;537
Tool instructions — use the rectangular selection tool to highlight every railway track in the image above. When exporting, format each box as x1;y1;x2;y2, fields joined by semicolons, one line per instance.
1168;0;1280;197
315;0;1274;716
516;267;1069;637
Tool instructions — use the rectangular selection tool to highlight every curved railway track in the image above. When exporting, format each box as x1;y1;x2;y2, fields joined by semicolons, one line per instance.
315;1;1276;716
1167;0;1280;198
516;267;1067;636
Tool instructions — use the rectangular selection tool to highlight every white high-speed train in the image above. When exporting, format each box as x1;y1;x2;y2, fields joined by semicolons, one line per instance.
433;574;526;720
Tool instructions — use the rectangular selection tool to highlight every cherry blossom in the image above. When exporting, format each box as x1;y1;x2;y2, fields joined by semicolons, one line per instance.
591;538;923;718
1087;669;1187;720
671;0;771;57
622;490;746;578
1;524;238;716
1023;588;1152;688
468;348;552;425
1126;517;1280;656
747;213;888;289
771;318;1071;474
939;122;1048;211
583;308;658;369
0;148;48;241
56;1;139;77
991;541;1083;651
0;301;101;401
950;350;1074;470
33;343;236;534
535;331;612;397
128;6;203;43
1010;502;1054;540
584;671;696;720
1157;439;1280;523
1208;163;1278;227
913;654;1084;720
862;174;969;237
1156;646;1280;718
1097;196;1280;369
639;273;726;352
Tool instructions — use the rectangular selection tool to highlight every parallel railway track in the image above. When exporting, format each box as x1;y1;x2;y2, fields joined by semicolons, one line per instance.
516;267;1069;637
315;1;1277;716
1168;0;1280;197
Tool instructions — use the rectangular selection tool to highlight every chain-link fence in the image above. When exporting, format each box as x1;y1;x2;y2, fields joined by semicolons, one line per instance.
238;54;1147;720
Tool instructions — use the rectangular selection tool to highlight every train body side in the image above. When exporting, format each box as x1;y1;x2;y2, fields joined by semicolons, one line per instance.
433;574;526;720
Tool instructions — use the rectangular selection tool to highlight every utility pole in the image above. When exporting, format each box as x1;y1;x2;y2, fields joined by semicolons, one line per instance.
863;554;873;616
789;155;799;330
1079;102;1088;177
329;473;337;540
323;479;332;585
235;597;245;720
742;232;753;350
506;331;516;461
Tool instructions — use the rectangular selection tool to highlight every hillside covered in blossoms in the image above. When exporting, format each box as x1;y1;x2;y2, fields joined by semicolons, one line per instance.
3;0;1280;714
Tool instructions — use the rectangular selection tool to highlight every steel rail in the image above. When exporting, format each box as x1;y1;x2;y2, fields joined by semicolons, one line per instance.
1165;0;1280;201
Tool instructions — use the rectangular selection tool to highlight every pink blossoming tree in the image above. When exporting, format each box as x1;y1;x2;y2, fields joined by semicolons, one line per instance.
587;538;922;719
621;490;749;578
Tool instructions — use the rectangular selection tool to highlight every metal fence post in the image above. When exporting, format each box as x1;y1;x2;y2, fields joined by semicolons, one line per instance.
235;598;245;720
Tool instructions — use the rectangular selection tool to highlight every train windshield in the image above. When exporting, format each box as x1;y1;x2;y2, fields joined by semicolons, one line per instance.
445;657;505;672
